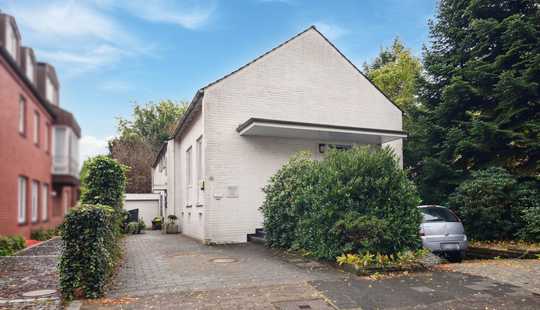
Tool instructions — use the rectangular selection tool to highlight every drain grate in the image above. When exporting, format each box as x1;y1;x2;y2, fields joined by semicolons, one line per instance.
273;299;334;310
210;258;238;263
21;289;56;297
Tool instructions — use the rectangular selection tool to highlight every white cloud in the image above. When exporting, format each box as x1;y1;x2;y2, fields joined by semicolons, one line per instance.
94;0;216;29
79;135;112;166
0;0;213;77
313;22;349;40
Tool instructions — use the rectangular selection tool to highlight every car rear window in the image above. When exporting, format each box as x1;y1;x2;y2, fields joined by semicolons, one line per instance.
420;207;460;223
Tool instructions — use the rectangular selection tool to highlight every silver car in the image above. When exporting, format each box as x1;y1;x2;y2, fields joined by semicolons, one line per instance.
418;205;468;262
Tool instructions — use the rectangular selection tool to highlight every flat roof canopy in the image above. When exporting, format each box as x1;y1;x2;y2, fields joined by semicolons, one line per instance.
237;118;407;144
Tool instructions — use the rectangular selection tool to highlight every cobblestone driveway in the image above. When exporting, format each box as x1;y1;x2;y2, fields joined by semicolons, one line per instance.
82;231;540;309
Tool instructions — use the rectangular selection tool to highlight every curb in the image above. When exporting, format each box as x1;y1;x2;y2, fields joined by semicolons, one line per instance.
65;300;82;310
14;236;60;256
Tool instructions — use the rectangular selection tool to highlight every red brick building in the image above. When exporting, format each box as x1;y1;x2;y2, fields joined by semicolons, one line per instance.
0;12;80;238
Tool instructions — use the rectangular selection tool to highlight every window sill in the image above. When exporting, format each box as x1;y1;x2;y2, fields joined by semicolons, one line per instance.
18;221;27;226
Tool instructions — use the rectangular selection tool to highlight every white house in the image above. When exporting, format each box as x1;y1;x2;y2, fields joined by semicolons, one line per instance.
151;26;406;244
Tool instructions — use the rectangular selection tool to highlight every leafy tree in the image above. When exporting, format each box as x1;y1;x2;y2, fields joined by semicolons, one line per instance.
363;38;422;112
110;100;188;192
116;100;188;152
410;0;540;203
80;155;127;210
108;136;154;193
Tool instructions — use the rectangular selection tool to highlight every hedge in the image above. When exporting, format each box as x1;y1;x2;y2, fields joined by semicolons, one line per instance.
59;204;122;299
0;235;25;256
80;155;128;210
448;167;539;241
262;147;422;260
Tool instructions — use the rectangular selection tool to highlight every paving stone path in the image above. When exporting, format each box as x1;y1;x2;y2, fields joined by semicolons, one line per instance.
82;231;540;309
0;238;62;310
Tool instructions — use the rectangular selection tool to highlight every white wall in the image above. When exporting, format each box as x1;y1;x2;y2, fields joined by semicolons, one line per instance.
124;193;160;227
202;28;404;243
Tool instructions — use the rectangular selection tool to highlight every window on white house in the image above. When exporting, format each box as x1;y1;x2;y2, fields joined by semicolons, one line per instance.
31;181;39;223
196;136;203;203
186;146;192;203
5;22;17;60
45;77;55;104
26;53;34;83
18;176;27;224
19;97;26;135
42;184;49;221
33;112;40;145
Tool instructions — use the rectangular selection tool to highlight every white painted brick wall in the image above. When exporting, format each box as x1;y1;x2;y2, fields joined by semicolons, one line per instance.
200;29;404;243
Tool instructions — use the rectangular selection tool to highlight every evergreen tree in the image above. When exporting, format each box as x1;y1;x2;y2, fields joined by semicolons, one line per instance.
411;0;540;203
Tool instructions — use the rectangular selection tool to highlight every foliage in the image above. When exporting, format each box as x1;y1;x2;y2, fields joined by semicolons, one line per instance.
409;0;540;203
363;38;423;112
108;136;153;193
262;147;422;260
80;155;128;210
0;235;25;256
30;228;58;241
336;249;429;269
519;207;540;242
138;219;146;231
126;222;140;234
448;167;538;240
116;100;188;152
261;152;317;249
110;100;188;192
59;204;122;300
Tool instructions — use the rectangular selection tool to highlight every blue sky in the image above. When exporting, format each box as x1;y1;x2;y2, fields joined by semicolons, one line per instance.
1;0;437;162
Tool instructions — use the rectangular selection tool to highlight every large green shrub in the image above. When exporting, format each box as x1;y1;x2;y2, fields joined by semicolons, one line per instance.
261;152;318;248
0;235;25;256
261;147;422;260
80;155;128;210
448;167;537;241
519;207;540;242
60;204;122;300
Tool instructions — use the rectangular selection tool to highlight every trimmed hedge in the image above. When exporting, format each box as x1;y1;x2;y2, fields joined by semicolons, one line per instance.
60;204;122;299
0;235;25;256
262;147;422;260
448;167;539;241
80;155;128;210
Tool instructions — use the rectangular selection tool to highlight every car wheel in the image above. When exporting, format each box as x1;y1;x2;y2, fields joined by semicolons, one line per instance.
446;251;464;263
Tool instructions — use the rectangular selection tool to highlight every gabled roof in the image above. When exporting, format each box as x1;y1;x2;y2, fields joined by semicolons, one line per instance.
170;25;404;141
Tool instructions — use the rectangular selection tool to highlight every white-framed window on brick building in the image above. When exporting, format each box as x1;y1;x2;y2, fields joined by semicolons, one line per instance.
33;111;40;145
42;184;49;221
19;96;26;135
18;176;27;224
31;180;39;223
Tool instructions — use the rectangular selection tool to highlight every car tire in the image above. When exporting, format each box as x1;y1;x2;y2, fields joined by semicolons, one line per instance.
446;251;464;263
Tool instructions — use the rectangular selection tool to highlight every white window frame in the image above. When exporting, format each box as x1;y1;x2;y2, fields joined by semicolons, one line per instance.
46;77;55;104
5;22;17;60
196;136;203;204
19;97;25;135
186;146;192;204
33;111;40;145
18;176;27;224
42;184;49;221
44;123;50;152
31;180;39;223
26;53;34;83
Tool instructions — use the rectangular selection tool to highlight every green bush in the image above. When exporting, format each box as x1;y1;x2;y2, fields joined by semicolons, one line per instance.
138;219;146;231
80;155;128;210
30;228;58;241
448;167;538;241
126;222;139;234
59;204;122;300
519;207;540;242
0;235;25;256
262;147;422;260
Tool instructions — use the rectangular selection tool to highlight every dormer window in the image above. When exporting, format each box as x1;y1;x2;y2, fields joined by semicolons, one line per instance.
26;52;34;82
5;21;18;60
46;76;56;104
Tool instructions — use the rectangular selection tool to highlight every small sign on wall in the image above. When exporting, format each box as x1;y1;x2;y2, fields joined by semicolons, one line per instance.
226;186;239;198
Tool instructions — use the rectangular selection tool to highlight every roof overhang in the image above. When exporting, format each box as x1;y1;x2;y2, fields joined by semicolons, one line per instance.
237;118;406;144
